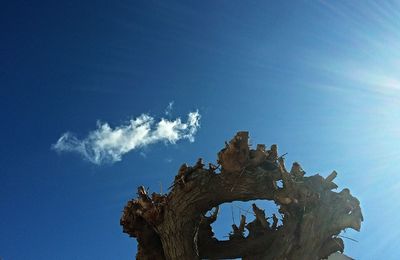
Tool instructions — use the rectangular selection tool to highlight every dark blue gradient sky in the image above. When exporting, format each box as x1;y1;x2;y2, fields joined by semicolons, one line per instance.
2;1;400;259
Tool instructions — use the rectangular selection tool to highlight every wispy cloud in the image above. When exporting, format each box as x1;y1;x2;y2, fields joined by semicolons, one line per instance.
52;110;201;164
165;101;174;116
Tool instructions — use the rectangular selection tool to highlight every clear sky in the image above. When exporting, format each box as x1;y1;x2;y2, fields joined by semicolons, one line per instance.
2;1;400;259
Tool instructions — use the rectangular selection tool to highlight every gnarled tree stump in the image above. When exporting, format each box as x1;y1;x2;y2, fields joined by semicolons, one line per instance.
121;132;363;260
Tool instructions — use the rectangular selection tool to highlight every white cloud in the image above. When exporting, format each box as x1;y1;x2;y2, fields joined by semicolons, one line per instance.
52;110;201;164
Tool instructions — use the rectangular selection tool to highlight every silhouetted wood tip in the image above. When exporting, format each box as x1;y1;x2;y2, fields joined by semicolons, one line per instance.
121;131;363;260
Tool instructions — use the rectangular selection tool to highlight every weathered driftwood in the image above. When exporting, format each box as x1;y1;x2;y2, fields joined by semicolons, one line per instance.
121;132;363;260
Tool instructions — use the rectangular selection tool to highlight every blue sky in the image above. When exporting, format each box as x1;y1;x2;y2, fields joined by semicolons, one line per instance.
2;1;400;259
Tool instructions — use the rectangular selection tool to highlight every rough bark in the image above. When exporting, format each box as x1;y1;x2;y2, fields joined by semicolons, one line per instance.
121;132;363;260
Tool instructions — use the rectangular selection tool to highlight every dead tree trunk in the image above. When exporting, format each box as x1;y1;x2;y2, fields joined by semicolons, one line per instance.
121;132;363;260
